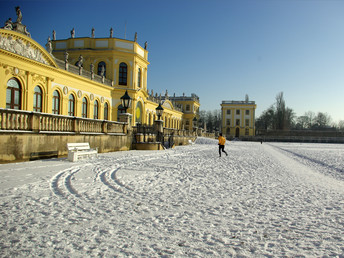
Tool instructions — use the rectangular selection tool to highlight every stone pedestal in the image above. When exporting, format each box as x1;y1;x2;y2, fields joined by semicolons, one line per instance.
13;22;30;37
154;120;164;143
119;113;132;126
153;120;163;134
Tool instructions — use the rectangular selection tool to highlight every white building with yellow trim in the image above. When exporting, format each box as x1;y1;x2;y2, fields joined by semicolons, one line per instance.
0;10;200;130
221;98;256;138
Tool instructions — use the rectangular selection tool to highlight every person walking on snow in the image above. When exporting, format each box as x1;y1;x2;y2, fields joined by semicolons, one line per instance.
218;133;228;157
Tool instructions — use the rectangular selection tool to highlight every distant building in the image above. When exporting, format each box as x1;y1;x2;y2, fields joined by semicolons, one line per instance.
221;97;256;138
161;93;200;131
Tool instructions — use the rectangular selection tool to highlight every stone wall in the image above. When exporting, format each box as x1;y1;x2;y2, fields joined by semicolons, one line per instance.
0;132;131;163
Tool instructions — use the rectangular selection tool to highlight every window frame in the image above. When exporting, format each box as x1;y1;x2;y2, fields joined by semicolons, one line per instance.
97;61;106;77
52;90;60;115
68;94;75;116
119;62;128;86
33;86;43;112
104;102;109;120
6;78;21;110
93;100;99;119
137;67;141;88
82;97;88;118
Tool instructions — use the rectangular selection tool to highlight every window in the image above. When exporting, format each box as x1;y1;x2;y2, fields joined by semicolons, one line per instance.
236;109;240;115
245;128;249;135
33;86;42;112
236;119;240;126
119;62;127;85
82;97;88;118
246;110;250;115
52;90;60;114
104;102;109;120
6;78;21;110
68;94;75;116
135;101;142;123
137;68;141;87
245;119;249;126
226;109;231;115
98;61;106;77
94;100;99;119
186;104;191;111
226;119;230;126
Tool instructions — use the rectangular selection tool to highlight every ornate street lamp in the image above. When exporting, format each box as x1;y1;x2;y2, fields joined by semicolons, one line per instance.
156;103;164;120
193;116;198;129
120;90;132;113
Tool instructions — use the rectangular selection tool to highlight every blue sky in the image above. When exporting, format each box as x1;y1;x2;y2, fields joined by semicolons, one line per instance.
1;0;344;122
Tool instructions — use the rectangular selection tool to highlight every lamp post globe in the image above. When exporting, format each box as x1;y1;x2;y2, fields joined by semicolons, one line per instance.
120;90;132;113
156;103;164;120
193;116;198;129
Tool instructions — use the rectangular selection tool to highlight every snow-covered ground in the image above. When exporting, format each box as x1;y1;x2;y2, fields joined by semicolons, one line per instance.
0;138;343;257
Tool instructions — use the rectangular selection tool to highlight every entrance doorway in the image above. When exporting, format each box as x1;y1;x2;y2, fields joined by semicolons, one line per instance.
235;128;240;138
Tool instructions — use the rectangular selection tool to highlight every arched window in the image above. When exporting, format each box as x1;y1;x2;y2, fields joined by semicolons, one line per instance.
68;94;75;116
82;97;88;118
137;68;141;88
52;90;60;114
135;101;142;124
33;86;42;112
94;100;99;119
119;62;127;85
97;61;106;77
6;78;21;110
104;102;109;120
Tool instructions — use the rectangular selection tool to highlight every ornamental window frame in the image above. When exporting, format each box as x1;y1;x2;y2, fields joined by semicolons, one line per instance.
33;86;42;112
119;62;128;86
6;78;22;110
52;90;60;115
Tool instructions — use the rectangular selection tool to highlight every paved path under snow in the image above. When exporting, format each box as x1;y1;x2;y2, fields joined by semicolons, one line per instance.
0;139;343;257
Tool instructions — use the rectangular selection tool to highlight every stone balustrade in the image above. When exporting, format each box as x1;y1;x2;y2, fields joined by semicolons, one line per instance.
0;108;126;134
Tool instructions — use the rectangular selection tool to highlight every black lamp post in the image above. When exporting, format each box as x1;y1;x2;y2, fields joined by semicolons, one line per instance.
193;116;198;129
156;103;164;120
120;90;132;113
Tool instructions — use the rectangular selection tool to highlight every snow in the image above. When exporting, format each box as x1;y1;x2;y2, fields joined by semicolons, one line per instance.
0;138;343;257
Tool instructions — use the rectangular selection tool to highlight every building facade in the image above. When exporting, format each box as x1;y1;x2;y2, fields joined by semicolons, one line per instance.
0;8;200;130
221;98;256;138
161;93;200;131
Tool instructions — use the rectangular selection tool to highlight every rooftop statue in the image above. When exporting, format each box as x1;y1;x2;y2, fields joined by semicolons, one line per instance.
15;6;22;23
3;18;13;30
45;37;53;54
71;28;75;38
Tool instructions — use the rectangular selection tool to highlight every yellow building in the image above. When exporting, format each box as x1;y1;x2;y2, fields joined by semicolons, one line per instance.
0;11;198;129
221;97;256;138
162;93;200;131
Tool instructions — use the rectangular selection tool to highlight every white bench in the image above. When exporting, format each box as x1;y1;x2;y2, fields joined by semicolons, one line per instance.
67;142;98;162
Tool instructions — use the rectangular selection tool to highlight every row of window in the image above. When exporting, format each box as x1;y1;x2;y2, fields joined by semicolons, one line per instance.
226;119;251;127
226;127;250;136
226;109;250;115
82;61;143;87
6;78;109;120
